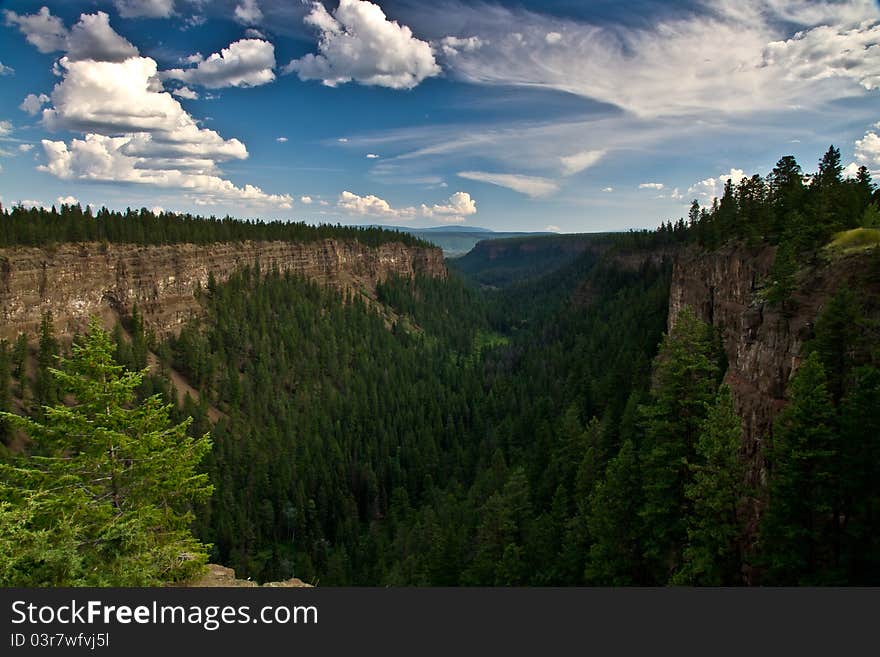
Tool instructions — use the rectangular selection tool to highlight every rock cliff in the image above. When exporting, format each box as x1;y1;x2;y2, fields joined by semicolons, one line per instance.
0;240;446;341
668;243;880;482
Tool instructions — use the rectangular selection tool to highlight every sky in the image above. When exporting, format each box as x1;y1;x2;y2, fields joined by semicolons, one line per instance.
0;0;878;233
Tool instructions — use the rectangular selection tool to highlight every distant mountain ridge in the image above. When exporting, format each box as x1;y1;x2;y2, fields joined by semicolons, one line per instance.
369;225;554;256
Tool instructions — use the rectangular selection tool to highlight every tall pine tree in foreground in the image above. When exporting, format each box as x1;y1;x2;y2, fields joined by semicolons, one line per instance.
673;385;748;585
639;306;722;583
759;352;838;585
0;318;213;586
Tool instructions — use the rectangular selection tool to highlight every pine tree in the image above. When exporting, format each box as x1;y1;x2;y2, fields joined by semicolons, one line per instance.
585;440;643;585
672;386;747;585
0;318;213;586
759;353;839;584
639;307;722;582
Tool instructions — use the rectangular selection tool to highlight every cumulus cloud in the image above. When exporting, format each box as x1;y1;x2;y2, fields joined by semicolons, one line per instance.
234;0;263;25
66;11;139;62
366;153;380;159
545;32;562;45
20;93;51;116
850;129;880;173
337;190;476;222
0;121;12;138
0;61;13;75
4;7;69;54
457;171;559;197
545;224;561;232
300;195;313;204
19;144;34;153
687;168;747;200
163;39;276;88
276;136;288;143
560;149;605;175
419;191;477;223
284;0;440;89
40;135;292;208
338;190;414;219
639;182;664;190
56;195;79;206
5;9;138;62
602;186;614;192
113;0;174;19
26;12;291;209
438;36;483;57
172;86;199;100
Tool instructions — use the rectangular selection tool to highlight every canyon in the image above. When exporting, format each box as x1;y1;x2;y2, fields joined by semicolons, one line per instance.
0;239;446;341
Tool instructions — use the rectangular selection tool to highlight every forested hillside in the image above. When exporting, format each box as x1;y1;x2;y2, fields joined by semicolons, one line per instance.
0;203;429;249
1;147;878;586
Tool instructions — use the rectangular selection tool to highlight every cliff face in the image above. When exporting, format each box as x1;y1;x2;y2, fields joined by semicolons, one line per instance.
0;240;446;340
669;243;879;481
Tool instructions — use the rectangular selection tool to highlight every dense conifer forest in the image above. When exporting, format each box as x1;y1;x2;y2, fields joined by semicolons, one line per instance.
1;147;879;585
0;203;429;249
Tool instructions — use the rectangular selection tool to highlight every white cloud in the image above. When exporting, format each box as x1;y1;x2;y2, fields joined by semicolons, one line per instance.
16;199;47;209
419;191;477;223
66;11;139;62
172;86;199;100
545;224;561;232
762;23;880;92
56;195;78;206
284;0;440;89
20;93;51;116
457;171;559;197
851;129;880;173
0;61;13;75
151;206;165;214
366;153;380;159
276;136;288;143
300;195;313;204
163;39;276;88
438;36;483;57
560;149;605;175
659;187;684;200
338;190;415;219
29;16;292;210
337;137;349;143
4;7;69;53
438;0;880;118
113;0;174;19
337;190;477;222
5;9;138;62
43;57;246;164
687;168;747;200
40;135;293;208
602;186;614;192
0;121;12;138
639;182;664;190
19;144;34;153
234;0;263;25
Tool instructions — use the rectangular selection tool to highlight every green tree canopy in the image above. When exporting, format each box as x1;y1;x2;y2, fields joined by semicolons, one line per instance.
0;318;213;586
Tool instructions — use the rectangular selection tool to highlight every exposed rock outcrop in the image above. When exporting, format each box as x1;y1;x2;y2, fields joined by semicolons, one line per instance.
184;564;312;588
0;240;446;341
668;243;880;482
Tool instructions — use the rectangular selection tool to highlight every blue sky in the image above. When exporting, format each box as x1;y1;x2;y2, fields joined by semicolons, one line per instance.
0;0;878;232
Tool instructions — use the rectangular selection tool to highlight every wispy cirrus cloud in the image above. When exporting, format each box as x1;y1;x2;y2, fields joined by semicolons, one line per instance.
457;171;559;198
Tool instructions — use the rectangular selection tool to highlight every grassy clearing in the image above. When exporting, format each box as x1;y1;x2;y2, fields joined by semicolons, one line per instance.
825;228;880;253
